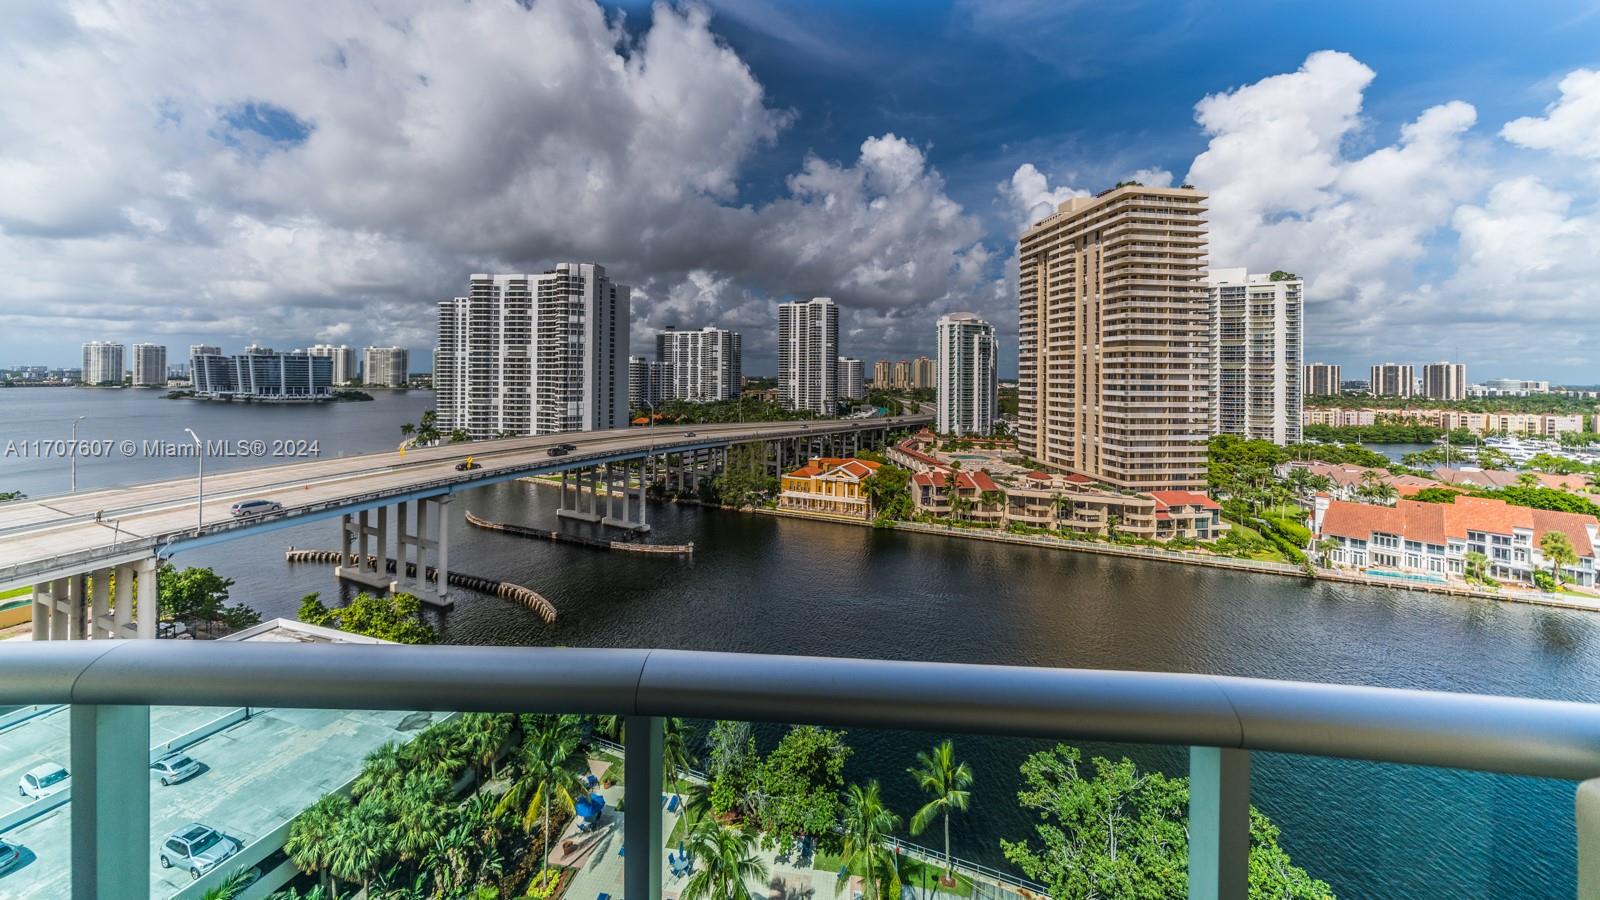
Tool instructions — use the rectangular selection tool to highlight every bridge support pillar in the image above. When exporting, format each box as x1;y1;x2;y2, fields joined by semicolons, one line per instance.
133;558;157;639
557;466;603;523
602;458;651;533
337;509;394;591
394;497;452;608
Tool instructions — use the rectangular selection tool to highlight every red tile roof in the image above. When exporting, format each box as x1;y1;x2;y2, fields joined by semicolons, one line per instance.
1148;490;1220;511
1319;495;1598;557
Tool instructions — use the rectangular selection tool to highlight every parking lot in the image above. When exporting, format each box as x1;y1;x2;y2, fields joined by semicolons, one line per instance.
0;704;435;897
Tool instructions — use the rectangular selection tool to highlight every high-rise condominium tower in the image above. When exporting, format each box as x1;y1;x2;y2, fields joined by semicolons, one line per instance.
80;341;124;386
1017;185;1211;491
131;343;167;387
362;346;409;388
306;344;358;385
838;357;865;401
656;326;742;402
628;356;673;409
1370;363;1415;398
436;264;630;439
777;297;839;414
1422;362;1466;401
1305;363;1342;397
891;360;911;389
1210;268;1303;445
936;313;998;436
872;359;891;389
912;356;936;390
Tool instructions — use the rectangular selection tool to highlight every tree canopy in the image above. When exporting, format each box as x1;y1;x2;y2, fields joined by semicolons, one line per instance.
299;591;437;643
1000;744;1332;900
754;726;852;843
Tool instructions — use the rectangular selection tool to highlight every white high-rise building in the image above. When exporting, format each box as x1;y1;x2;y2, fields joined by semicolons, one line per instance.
656;326;742;402
1305;363;1342;397
628;356;673;410
1210;268;1303;445
1370;363;1415;398
936;313;998;436
130;343;167;387
1422;362;1467;401
362;346;409;388
80;341;124;386
777;297;839;414
306;344;358;385
436;264;630;439
838;357;865;402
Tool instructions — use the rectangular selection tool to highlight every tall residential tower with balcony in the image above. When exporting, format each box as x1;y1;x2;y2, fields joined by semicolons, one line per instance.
1210;268;1303;445
1370;363;1415;398
362;346;410;388
80;341;124;386
1017;185;1212;491
1305;363;1342;396
435;264;630;439
777;297;839;414
130;343;167;387
1422;362;1467;400
656;326;742;402
936;312;998;436
306;344;358;385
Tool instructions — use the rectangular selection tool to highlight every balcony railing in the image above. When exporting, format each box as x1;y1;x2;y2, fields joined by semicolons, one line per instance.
5;641;1600;899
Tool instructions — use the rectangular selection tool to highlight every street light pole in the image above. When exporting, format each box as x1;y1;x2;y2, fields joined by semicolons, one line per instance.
69;415;85;492
184;428;203;528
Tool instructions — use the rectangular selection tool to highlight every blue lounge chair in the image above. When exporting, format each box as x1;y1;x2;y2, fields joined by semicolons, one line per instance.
666;794;680;813
598;894;611;900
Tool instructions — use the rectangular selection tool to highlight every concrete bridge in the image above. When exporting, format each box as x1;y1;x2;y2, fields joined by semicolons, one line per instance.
0;415;928;635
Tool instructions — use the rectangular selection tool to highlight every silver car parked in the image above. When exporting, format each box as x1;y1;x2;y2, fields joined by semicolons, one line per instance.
151;754;202;786
159;823;241;880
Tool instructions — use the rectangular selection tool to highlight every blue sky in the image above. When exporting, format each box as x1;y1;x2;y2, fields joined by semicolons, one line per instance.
2;0;1598;381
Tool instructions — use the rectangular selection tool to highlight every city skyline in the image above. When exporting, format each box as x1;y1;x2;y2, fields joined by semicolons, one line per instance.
3;2;1598;379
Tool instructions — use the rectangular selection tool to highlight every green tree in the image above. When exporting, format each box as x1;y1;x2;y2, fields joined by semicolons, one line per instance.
862;464;913;522
286;793;351;897
756;725;852;844
447;428;470;443
1000;745;1332;900
400;422;415;436
1464;550;1494;588
158;565;236;628
329;799;393;894
681;820;769;900
201;868;261;900
298;591;436;643
715;441;780;508
664;716;695;794
838;781;902;900
906;740;972;883
1540;530;1579;584
495;715;590;865
706;720;759;819
0;490;25;503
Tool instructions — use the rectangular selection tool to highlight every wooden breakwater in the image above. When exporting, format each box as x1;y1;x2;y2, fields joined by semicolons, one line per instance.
284;549;558;623
464;510;693;555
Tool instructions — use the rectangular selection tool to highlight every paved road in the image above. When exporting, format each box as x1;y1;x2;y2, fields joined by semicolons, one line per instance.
0;417;927;589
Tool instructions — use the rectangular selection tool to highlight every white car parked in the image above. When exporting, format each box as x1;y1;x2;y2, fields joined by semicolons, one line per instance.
17;763;69;800
151;753;203;785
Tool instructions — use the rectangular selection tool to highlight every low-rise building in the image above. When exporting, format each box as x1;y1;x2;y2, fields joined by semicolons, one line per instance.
1315;495;1598;587
779;456;881;519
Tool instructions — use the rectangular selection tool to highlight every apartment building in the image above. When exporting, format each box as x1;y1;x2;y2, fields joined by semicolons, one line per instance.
1017;185;1212;491
1210;268;1303;445
1305;363;1341;397
191;347;332;400
779;456;881;519
436;264;630;439
1422;362;1466;401
1303;406;1588;438
872;359;891;389
838;357;865;401
306;344;358;385
628;356;673;410
1473;378;1550;397
1369;363;1415;398
912;356;936;390
777;297;838;414
657;326;742;402
363;346;409;388
130;343;167;387
1316;495;1598;588
80;341;124;386
935;312;998;436
891;360;911;390
910;468;1222;542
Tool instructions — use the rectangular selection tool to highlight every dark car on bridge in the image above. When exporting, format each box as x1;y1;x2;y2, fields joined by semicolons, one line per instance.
547;447;570;457
454;460;479;471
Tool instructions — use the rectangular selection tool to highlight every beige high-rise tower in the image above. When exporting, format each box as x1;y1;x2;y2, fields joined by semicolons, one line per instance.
1017;185;1212;491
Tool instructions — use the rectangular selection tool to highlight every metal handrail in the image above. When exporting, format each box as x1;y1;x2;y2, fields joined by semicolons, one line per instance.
5;641;1600;780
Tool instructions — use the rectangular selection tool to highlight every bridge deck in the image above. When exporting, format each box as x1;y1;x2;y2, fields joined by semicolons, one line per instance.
0;416;927;590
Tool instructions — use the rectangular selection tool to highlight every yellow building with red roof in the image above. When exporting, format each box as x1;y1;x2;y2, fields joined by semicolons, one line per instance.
779;456;882;519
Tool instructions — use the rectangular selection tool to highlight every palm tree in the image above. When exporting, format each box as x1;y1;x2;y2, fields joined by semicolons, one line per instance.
681;820;769;900
352;742;404;803
1540;530;1578;584
286;793;350;897
400;422;415;436
329;799;393;895
200;867;259;900
495;715;590;865
390;770;450;862
837;781;902;900
423;822;475;898
663;716;694;794
906;741;972;884
460;712;511;781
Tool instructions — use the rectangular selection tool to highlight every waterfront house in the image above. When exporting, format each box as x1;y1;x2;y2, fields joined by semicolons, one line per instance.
1315;495;1599;588
779;456;881;519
